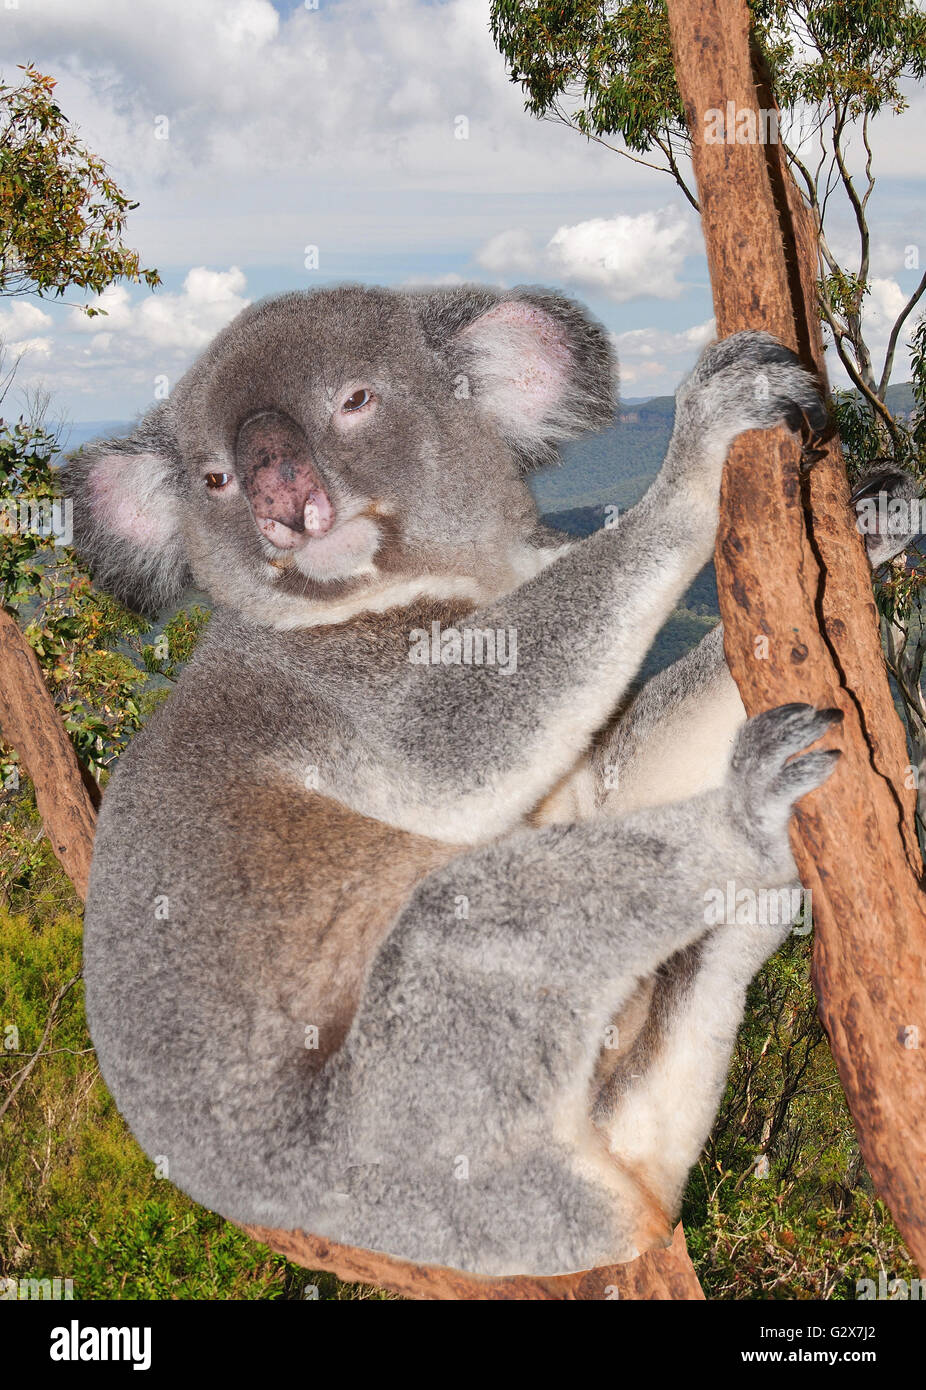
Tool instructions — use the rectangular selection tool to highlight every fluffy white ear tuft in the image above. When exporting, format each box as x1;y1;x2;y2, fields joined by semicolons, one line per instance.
429;287;617;468
457;300;577;438
89;451;182;549
60;409;191;615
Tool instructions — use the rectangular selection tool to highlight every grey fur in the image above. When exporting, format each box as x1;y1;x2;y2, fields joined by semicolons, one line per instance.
65;286;847;1275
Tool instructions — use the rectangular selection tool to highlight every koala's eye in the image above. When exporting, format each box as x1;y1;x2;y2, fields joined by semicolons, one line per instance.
341;388;371;413
205;472;232;490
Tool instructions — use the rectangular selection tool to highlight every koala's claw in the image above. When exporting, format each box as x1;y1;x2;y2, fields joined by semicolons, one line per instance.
729;704;842;856
683;330;828;440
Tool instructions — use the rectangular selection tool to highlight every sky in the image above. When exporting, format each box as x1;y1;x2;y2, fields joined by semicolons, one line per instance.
1;0;925;425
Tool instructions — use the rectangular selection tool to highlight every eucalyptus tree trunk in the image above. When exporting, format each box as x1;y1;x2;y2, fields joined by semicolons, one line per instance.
667;0;926;1272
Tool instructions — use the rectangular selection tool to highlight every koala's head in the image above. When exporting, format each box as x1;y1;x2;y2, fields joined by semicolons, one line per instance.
62;284;616;626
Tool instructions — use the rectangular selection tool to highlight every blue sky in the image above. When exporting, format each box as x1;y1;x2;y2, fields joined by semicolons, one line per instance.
1;0;925;424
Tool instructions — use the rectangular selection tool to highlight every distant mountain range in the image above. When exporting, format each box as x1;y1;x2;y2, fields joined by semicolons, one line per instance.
532;395;675;517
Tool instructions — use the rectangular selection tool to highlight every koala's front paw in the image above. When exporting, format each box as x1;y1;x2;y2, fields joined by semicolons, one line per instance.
679;330;828;441
728;703;842;876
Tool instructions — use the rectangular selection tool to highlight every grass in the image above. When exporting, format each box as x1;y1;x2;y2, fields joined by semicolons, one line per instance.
0;905;395;1300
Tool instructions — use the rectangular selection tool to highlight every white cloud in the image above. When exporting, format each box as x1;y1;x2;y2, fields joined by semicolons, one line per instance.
69;286;134;334
1;0;922;417
0;301;54;359
476;209;695;301
477;229;537;276
819;276;920;388
0;0;621;192
866;276;910;338
613;319;716;388
72;268;249;354
4;268;251;418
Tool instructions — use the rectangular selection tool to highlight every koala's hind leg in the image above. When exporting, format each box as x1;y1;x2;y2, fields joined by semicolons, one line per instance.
307;705;840;1276
314;812;718;1275
593;916;799;1226
593;702;837;1224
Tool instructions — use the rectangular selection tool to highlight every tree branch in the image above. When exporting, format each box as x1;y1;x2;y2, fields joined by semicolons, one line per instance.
878;266;926;400
0;971;81;1122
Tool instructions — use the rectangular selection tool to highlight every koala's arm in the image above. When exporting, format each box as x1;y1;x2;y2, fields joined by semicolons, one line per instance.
589;461;917;818
344;334;824;842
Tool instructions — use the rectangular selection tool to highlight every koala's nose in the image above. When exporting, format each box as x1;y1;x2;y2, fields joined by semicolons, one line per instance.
235;410;334;548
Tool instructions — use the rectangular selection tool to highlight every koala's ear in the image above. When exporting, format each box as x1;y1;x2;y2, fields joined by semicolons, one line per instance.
60;405;192;616
415;285;618;469
850;466;924;568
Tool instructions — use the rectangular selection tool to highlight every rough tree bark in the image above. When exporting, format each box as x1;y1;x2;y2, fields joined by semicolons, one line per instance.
0;606;96;899
0;607;703;1297
667;0;926;1269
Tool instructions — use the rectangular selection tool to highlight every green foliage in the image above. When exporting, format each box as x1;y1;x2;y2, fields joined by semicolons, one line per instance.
491;0;926;154
0;64;159;310
756;0;926;115
491;0;686;153
134;605;210;682
0;418;60;602
0;897;396;1299
1;418;146;776
0;781;82;920
819;269;869;333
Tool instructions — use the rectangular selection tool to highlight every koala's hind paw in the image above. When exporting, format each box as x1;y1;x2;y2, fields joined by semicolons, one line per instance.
684;330;828;439
729;703;843;868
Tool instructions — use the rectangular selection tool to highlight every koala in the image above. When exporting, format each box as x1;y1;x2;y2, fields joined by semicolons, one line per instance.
64;284;849;1277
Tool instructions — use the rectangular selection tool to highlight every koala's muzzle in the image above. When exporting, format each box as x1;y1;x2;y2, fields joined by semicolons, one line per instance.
236;410;334;549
